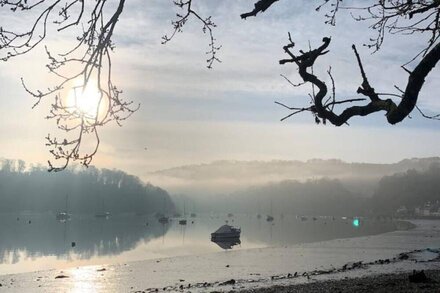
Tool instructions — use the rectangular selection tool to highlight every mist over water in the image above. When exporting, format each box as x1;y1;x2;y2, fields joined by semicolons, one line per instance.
0;213;400;275
0;157;437;276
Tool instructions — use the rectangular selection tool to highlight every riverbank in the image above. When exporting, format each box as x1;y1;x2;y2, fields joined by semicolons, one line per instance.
239;270;440;293
1;220;439;292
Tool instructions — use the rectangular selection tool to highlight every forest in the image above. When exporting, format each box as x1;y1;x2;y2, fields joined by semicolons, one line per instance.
1;158;439;217
0;159;175;214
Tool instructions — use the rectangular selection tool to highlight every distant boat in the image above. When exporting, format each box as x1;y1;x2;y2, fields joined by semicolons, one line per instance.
266;200;274;222
300;216;308;221
95;212;110;219
158;216;169;224
211;225;241;240
56;212;70;222
158;197;169;224
227;213;234;218
190;213;196;218
179;200;187;225
56;194;71;222
257;202;262;219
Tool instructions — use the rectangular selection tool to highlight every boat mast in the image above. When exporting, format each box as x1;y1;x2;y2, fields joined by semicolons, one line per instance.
270;199;273;216
183;199;186;217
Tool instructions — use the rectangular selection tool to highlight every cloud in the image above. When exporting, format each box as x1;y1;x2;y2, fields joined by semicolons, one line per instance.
0;0;439;179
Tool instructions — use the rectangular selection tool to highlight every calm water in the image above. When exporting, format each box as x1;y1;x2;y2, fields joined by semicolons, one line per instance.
0;213;399;275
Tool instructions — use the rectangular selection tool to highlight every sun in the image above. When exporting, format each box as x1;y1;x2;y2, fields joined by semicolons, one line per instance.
66;80;103;119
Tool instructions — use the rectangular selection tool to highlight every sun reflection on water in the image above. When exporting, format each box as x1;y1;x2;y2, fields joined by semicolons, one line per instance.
68;266;112;293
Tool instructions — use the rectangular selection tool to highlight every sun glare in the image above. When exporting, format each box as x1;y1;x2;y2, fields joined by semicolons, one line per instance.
66;80;103;119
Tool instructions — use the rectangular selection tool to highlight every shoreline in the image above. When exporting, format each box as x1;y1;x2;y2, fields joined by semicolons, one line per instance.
238;270;440;293
1;220;439;292
0;217;412;277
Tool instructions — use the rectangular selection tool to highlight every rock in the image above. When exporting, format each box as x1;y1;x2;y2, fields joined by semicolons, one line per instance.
409;270;428;283
225;265;230;268
71;242;76;248
220;279;236;286
399;253;409;260
179;279;185;282
55;275;69;279
96;268;106;272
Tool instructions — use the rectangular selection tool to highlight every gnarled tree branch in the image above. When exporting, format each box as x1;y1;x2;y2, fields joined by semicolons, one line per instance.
241;0;279;19
277;36;440;126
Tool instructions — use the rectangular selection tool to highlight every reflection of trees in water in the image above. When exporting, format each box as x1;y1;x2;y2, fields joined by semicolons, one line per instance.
0;215;168;264
235;216;398;247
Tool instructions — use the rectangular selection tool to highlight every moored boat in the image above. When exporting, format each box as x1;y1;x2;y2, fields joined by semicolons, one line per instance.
211;224;241;239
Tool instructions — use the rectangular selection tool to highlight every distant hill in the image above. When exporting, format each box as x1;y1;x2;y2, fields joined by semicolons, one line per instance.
371;164;440;214
172;164;440;217
150;157;440;196
190;178;365;216
0;159;175;214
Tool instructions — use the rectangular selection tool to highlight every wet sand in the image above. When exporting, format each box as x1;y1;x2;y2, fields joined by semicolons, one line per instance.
239;270;440;293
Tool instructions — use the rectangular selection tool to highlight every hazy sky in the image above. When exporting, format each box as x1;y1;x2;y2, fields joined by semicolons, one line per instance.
0;0;439;181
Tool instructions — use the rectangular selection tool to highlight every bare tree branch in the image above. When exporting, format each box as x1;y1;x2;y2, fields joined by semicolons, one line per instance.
0;0;139;171
162;0;221;68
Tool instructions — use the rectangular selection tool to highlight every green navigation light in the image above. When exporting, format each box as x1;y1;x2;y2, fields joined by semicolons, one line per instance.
353;218;360;227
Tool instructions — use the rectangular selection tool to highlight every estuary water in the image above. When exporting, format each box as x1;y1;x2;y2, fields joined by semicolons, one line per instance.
0;213;401;275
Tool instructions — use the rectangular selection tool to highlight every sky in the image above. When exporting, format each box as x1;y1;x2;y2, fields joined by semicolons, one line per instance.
0;0;439;182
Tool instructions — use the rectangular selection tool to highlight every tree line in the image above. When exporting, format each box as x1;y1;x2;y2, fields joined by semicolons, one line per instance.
0;159;175;214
